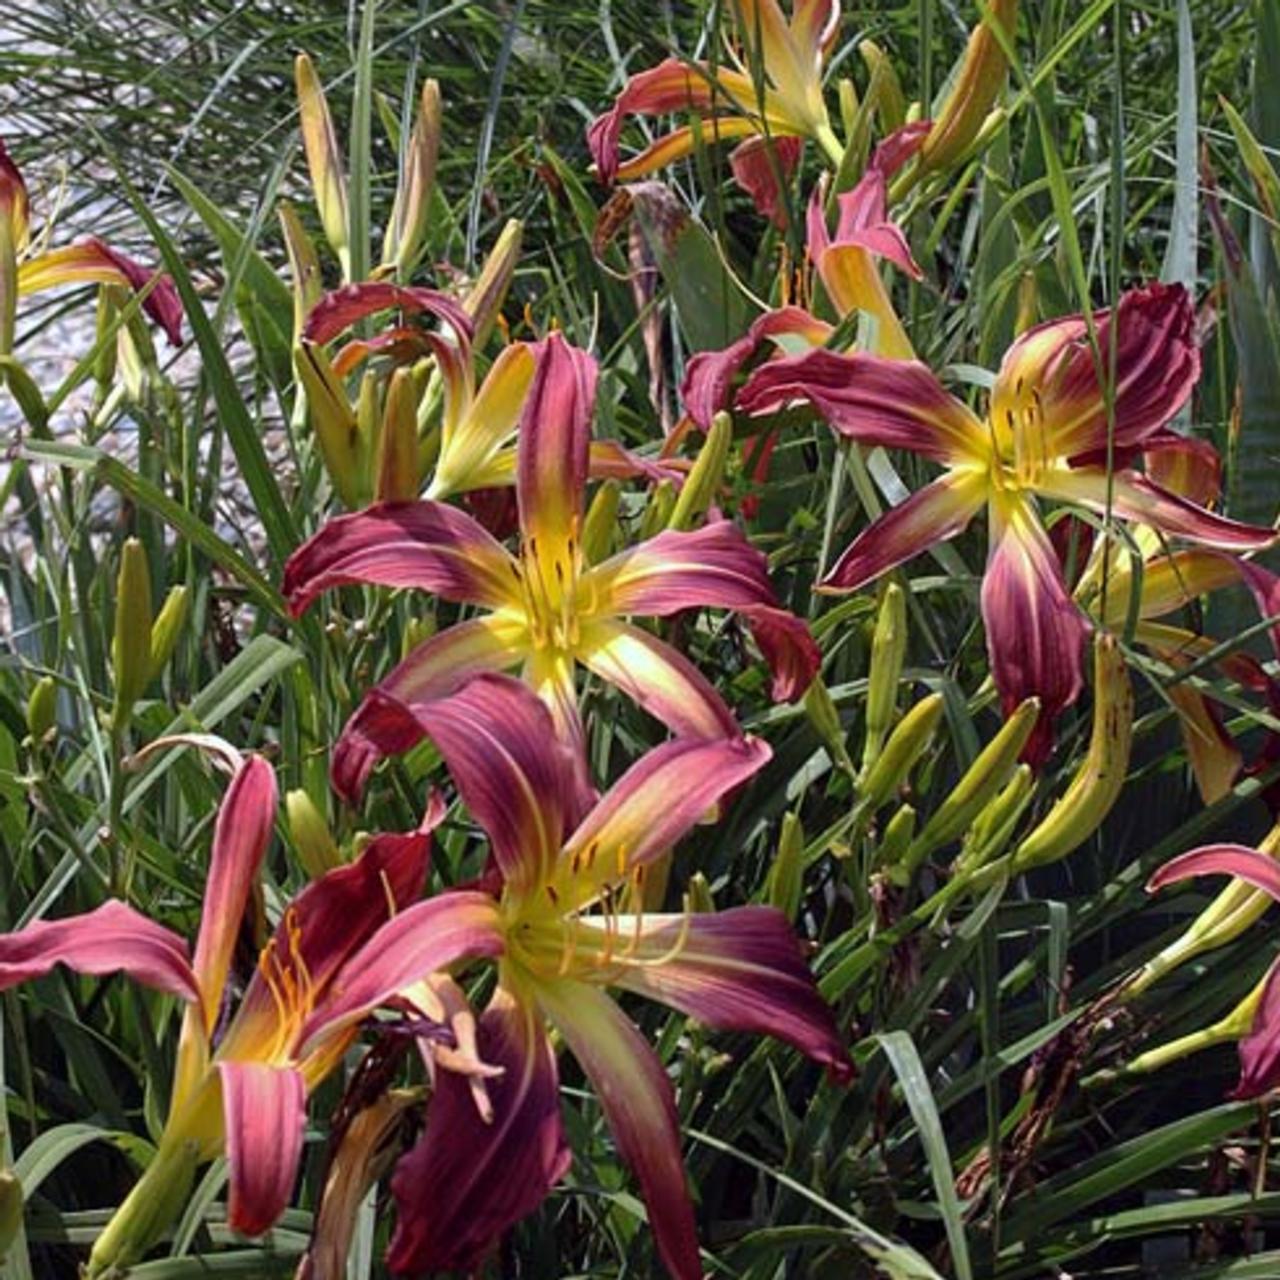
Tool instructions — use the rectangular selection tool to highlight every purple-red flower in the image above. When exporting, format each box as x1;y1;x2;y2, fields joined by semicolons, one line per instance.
314;674;852;1278
285;331;819;802
736;282;1276;760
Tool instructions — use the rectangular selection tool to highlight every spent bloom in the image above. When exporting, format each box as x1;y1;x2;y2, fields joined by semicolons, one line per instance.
285;331;819;802
308;674;852;1277
735;282;1275;759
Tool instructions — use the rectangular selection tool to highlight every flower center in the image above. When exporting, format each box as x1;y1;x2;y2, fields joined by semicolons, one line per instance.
256;907;316;1061
516;530;583;651
990;383;1051;491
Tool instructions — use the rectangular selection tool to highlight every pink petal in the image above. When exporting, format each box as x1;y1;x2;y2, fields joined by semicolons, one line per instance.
729;134;803;226
736;348;987;462
609;906;853;1081
821;468;986;593
1146;843;1280;900
330;614;528;803
982;498;1091;764
375;675;580;895
283;501;522;619
867;120;932;179
387;984;568;1274
192;755;277;1033
736;602;822;700
992;281;1199;458
516;333;598;588
303;282;472;347
299;890;506;1049
577;617;740;740
218;1060;308;1237
0;900;198;1002
1234;961;1280;1098
555;734;770;908
680;305;830;429
536;980;702;1280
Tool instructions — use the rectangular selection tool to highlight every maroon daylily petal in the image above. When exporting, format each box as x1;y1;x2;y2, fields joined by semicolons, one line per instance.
383;674;580;894
0;900;198;1002
729;133;803;226
536;980;702;1280
867;120;932;179
982;497;1090;764
681;305;830;429
330;326;435;378
330;614;528;804
1234;960;1280;1098
1142;433;1223;507
283;501;522;618
736;348;987;462
303;282;472;347
218;1060;308;1237
299;890;506;1048
608;906;853;1081
191;755;277;1032
736;602;822;700
821;468;987;593
387;984;568;1274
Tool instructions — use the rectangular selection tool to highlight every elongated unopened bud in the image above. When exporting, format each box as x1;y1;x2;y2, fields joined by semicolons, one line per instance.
295;53;350;270
805;676;854;775
280;201;323;338
583;479;621;564
148;585;189;682
111;539;153;730
766;811;805;919
953;761;1033;875
294;343;362;509
861;583;908;776
286;788;343;879
1012;632;1132;873
26;675;57;743
383;79;442;275
879;805;918;886
0;1167;22;1260
376;367;422;502
464;219;523;350
907;696;1039;867
919;0;1018;174
859;691;944;814
1122;821;1280;1000
669;412;731;532
638;478;677;541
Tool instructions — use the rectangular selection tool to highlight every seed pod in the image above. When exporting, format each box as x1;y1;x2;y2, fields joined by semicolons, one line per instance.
111;539;153;731
286;788;343;878
383;78;442;276
376;367;422;502
295;52;349;269
464;219;523;350
148;585;189;682
861;583;908;775
906;696;1039;867
766;811;805;919
858;691;945;814
26;675;57;743
1012;633;1132;873
669;412;731;532
583;479;621;564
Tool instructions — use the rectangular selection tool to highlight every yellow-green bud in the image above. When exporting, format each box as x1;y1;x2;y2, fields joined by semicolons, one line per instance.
111;538;153;731
583;479;621;565
26;675;56;743
464;219;523;350
0;1167;22;1259
861;583;908;775
668;412;731;532
878;805;918;887
294;343;362;509
859;40;907;133
148;585;189;682
638;478;677;541
295;52;349;271
954;762;1034;875
686;872;715;914
280;201;323;339
376;367;422;502
403;614;438;657
383;79;442;276
804;676;854;775
286;788;344;878
858;691;944;814
766;811;805;919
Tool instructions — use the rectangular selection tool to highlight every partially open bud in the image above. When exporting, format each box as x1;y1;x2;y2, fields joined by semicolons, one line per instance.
463;218;523;350
286;788;343;878
766;811;805;919
375;367;422;502
295;53;350;272
668;411;731;532
383;79;442;277
148;584;189;682
111;539;153;731
919;0;1018;175
861;583;908;776
294;343;362;509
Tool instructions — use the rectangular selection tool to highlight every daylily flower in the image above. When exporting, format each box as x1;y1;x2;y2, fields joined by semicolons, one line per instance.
1073;436;1280;802
300;674;852;1277
284;331;820;802
735;281;1276;760
1148;844;1280;1098
588;0;843;219
0;138;183;350
0;741;480;1269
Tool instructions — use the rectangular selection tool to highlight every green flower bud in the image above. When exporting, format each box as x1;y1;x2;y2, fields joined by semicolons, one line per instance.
861;583;907;775
669;412;731;532
295;52;349;270
383;79;442;276
376;367;422;502
111;538;153;731
464;219;523;351
638;478;677;542
804;676;854;775
858;691;944;815
26;675;56;743
286;788;344;878
766;811;805;919
0;1167;22;1260
583;479;621;565
686;872;716;914
294;343;362;509
148;585;189;682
